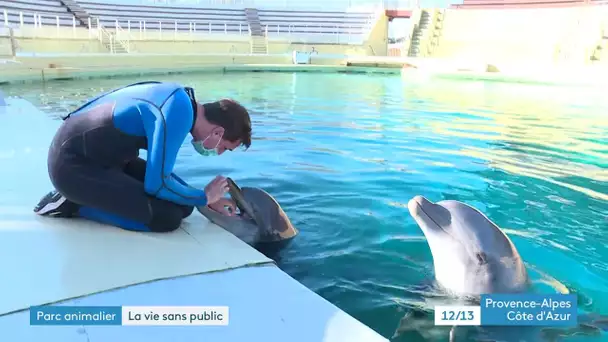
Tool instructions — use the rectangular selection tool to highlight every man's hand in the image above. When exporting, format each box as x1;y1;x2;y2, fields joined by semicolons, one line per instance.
208;198;237;217
204;175;229;205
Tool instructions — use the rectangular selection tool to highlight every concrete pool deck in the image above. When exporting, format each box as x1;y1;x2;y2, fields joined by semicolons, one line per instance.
2;53;608;87
0;96;390;342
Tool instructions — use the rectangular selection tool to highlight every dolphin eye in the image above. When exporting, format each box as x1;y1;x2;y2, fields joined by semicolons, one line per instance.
476;253;488;265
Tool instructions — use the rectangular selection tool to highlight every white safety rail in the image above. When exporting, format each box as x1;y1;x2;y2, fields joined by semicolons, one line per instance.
95;0;389;11
135;0;461;10
3;11;375;45
108;20;371;44
3;0;390;45
109;20;370;44
111;0;458;10
108;20;373;44
2;9;250;39
262;21;375;44
108;18;251;40
88;18;129;53
2;8;82;37
259;8;378;45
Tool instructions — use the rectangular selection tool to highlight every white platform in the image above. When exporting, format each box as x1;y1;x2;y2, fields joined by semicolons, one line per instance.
0;264;388;342
0;95;389;342
0;212;273;315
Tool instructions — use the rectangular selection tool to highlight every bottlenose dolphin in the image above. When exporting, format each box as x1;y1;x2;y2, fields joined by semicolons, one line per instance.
407;195;529;296
401;195;607;342
197;178;298;257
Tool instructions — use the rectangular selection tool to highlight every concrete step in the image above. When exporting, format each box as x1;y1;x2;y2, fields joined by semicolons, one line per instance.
244;7;266;38
59;0;90;27
102;41;128;53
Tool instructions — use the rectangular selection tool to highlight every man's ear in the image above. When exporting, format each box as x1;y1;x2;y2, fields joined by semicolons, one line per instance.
214;126;225;136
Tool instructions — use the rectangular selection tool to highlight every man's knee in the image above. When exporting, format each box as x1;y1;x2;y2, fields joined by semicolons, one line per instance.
148;199;186;233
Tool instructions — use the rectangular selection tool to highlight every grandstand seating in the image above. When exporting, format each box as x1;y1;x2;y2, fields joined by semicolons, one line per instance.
257;9;374;43
76;0;249;34
2;0;376;45
1;0;80;27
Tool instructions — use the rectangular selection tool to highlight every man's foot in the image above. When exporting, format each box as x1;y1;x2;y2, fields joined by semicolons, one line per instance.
33;190;78;217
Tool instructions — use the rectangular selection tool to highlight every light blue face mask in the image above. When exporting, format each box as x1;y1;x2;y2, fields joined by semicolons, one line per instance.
192;133;222;157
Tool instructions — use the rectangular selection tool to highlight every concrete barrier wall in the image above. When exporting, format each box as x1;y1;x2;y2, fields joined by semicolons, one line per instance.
0;53;414;86
3;26;378;55
10;28;106;54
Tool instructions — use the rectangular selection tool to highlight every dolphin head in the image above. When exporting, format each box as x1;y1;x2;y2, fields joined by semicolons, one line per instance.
197;181;298;257
240;187;298;242
408;195;529;296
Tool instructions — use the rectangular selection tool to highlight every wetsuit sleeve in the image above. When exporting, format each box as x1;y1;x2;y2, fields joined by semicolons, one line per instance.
138;90;208;207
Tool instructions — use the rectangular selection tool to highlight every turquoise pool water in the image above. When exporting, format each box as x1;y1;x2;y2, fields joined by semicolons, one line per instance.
2;72;607;341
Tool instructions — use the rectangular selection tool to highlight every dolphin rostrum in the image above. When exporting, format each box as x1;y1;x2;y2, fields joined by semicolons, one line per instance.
197;178;298;255
407;195;529;297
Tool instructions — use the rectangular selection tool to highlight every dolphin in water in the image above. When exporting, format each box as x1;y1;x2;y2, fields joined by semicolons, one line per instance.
400;195;607;341
407;195;529;296
197;178;298;258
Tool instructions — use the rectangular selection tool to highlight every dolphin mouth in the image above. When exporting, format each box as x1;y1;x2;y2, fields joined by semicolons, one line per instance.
408;196;445;234
226;178;258;224
205;204;249;220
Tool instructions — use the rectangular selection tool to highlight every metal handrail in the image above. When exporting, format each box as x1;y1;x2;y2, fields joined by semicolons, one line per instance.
114;20;131;52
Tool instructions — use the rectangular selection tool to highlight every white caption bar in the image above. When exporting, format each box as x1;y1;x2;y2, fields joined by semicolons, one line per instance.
434;305;481;326
122;306;229;326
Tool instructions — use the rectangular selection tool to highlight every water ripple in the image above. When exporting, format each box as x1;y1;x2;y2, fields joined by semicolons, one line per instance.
3;72;607;341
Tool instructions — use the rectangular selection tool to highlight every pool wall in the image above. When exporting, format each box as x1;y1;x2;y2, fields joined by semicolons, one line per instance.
3;51;608;88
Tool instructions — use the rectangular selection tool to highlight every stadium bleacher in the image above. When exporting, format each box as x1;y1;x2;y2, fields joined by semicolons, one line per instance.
257;9;374;41
77;0;249;34
1;0;80;27
2;0;377;45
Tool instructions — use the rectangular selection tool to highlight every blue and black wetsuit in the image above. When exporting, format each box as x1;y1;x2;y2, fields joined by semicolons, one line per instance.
44;81;208;232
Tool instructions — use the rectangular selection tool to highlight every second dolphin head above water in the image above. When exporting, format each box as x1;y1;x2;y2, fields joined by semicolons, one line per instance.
197;178;298;258
407;195;530;297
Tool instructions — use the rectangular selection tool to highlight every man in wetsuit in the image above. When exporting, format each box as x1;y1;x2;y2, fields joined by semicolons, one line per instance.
32;81;252;233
